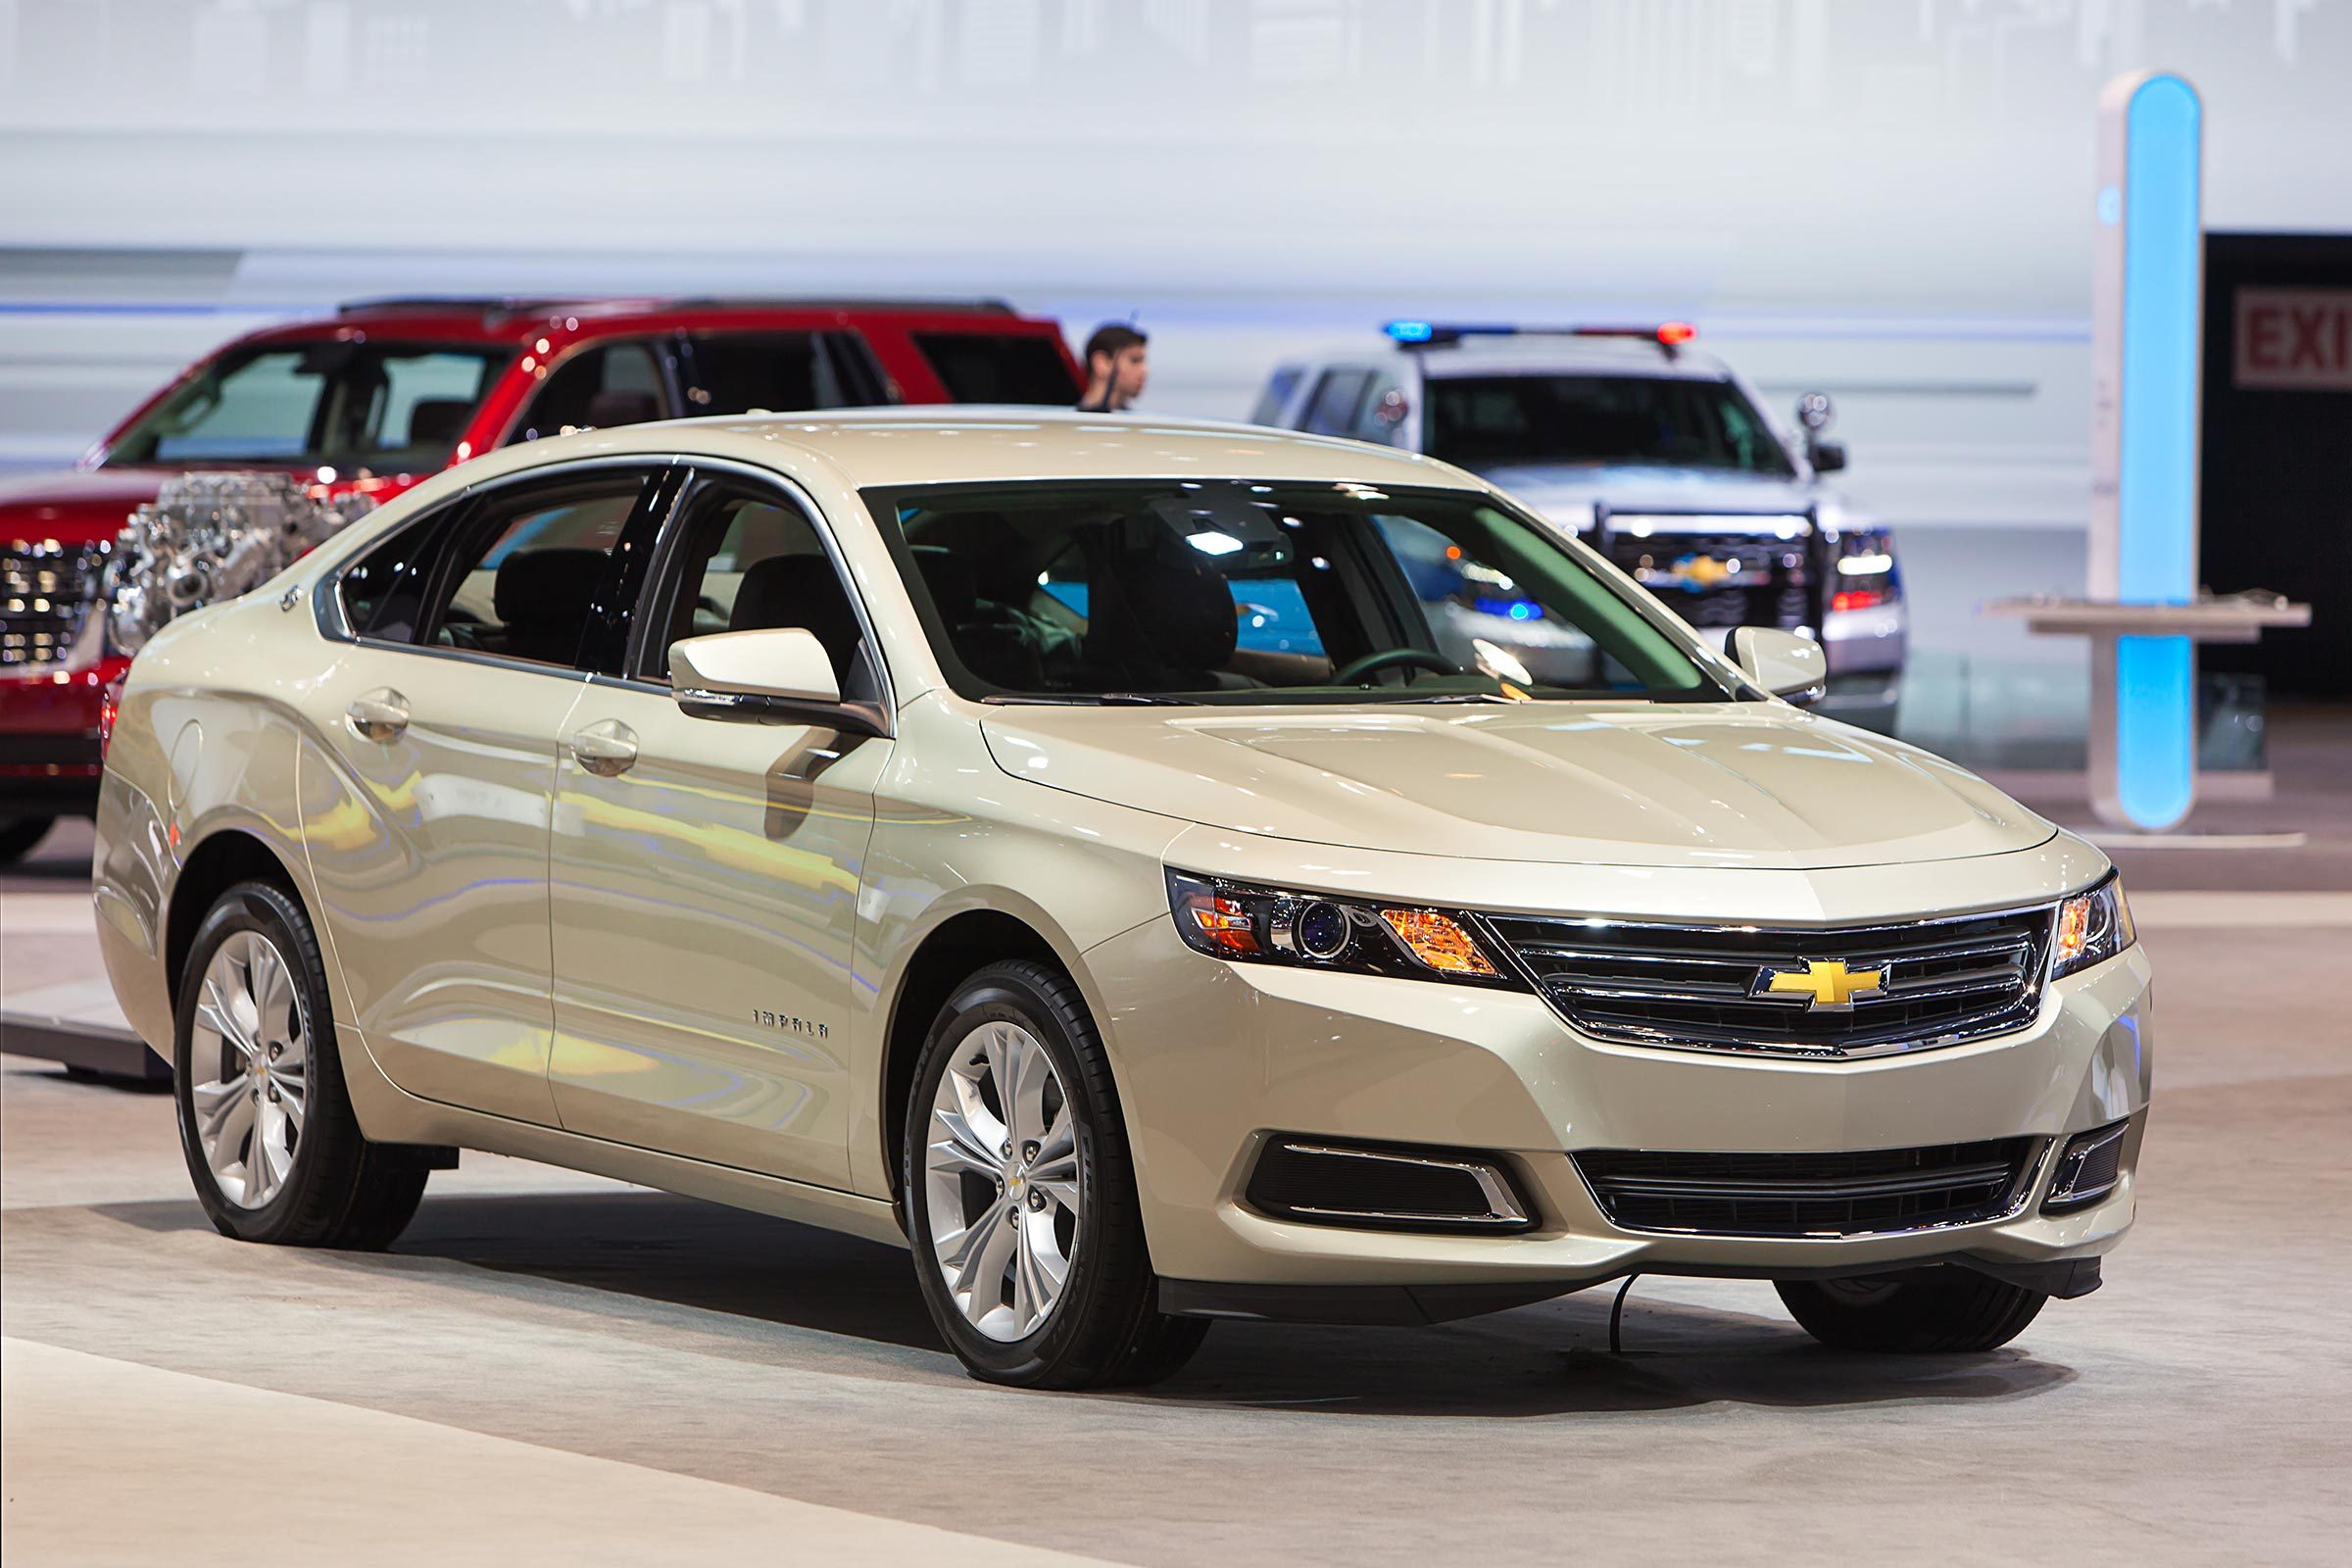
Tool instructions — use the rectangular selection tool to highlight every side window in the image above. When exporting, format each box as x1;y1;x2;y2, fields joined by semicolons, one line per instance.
1300;368;1373;435
416;471;657;668
910;331;1077;404
679;331;856;416
1348;374;1409;446
510;340;668;445
1249;365;1303;427
642;480;876;702
338;508;451;643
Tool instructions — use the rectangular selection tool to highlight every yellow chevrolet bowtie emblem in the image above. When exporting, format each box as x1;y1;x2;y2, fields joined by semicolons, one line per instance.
1674;555;1736;588
1761;958;1886;1011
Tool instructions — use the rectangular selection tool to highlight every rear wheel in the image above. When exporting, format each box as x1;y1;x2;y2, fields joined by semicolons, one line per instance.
903;959;1206;1389
0;816;53;863
174;880;428;1250
1776;1267;2046;1352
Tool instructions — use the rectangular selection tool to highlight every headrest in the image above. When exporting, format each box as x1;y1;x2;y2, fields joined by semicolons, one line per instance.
407;398;474;449
910;546;977;621
493;547;609;626
585;389;661;429
730;554;863;680
1106;519;1238;674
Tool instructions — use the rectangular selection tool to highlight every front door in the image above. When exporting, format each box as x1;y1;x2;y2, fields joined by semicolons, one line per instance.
546;473;889;1189
301;463;667;1125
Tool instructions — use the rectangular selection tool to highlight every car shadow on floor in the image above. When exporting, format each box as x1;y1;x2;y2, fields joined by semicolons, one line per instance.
98;1187;2079;1416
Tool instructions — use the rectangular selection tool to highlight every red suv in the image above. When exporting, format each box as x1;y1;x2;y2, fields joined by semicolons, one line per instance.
0;295;1081;859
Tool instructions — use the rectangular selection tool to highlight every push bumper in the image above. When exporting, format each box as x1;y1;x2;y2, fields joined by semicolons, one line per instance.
1092;913;2150;1305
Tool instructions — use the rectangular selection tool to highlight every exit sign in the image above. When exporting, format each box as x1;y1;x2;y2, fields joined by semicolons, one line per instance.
2233;287;2352;390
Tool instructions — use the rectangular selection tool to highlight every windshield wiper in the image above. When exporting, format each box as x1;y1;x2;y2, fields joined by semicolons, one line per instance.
983;693;1198;707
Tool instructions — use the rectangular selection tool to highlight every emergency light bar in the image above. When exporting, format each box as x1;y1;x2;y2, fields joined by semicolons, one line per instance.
1384;320;1697;352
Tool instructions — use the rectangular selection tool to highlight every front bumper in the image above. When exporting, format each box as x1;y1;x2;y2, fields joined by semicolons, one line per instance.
1091;912;2150;1304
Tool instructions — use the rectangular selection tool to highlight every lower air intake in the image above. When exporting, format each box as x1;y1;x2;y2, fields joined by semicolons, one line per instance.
1575;1139;2038;1238
1247;1139;1534;1234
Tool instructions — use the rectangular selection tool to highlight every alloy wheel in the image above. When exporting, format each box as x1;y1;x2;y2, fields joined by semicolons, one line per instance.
188;929;309;1209
923;1020;1083;1342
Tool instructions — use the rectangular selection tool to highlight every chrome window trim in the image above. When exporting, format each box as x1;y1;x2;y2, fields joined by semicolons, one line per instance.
1475;897;2072;1061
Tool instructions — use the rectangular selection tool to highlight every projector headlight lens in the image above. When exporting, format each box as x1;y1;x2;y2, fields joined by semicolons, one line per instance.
1166;871;1512;985
2050;873;2136;979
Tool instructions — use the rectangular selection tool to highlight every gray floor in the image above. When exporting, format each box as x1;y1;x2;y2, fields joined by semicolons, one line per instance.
6;718;2352;1564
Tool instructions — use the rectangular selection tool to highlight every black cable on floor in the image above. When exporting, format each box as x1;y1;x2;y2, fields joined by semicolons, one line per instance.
1609;1273;1641;1353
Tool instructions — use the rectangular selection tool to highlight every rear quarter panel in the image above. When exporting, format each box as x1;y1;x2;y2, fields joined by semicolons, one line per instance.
92;593;320;1053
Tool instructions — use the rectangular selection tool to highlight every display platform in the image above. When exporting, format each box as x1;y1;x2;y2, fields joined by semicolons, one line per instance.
0;978;165;1081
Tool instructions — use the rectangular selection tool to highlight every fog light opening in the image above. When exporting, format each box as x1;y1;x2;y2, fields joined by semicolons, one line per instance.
2043;1121;2130;1214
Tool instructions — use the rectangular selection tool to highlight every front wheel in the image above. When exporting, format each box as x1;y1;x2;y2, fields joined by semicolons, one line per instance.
902;959;1206;1389
1776;1267;2046;1352
174;879;429;1250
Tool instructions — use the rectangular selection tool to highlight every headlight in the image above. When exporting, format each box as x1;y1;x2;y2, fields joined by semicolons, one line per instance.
1165;871;1516;986
2050;873;2136;979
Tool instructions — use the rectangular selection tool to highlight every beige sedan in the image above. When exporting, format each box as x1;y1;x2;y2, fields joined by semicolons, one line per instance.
92;411;2148;1387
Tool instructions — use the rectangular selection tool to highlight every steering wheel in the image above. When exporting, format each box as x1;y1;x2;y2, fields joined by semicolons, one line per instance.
1329;647;1459;686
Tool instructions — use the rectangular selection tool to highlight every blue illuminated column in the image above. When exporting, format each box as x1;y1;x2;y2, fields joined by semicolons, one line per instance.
2088;73;2202;830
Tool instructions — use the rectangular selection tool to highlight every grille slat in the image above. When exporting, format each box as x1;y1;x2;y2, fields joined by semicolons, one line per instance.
1;541;110;668
1577;1139;2038;1237
1491;906;2053;1059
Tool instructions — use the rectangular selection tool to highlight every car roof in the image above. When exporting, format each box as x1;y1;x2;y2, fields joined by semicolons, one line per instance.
227;296;1057;349
1403;336;1736;381
452;407;1483;493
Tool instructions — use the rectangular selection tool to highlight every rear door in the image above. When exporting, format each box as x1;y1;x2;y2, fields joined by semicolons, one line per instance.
302;461;672;1124
544;465;890;1188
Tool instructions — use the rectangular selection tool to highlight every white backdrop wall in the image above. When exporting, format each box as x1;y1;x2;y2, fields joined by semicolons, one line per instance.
3;0;2348;566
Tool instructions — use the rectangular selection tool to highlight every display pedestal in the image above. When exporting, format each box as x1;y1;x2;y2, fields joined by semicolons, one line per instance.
1983;593;2310;830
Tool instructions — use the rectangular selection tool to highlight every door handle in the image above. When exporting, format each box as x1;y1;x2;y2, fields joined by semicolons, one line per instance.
568;718;639;777
345;688;410;742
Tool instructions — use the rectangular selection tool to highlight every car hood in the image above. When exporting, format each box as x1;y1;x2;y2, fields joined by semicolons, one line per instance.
980;702;2055;870
1475;463;1826;525
0;467;171;540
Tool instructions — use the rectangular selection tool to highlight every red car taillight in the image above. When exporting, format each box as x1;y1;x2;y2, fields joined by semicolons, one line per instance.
99;678;125;761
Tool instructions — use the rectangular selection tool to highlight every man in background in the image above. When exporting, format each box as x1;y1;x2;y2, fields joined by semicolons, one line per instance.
1077;322;1149;412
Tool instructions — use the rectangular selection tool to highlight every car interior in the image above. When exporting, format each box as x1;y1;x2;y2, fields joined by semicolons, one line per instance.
882;481;1707;703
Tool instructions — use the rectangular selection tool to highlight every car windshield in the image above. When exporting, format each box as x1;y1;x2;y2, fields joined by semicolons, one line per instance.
106;340;510;471
1426;373;1795;476
867;480;1731;706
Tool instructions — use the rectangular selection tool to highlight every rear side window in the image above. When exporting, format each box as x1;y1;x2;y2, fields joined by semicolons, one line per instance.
910;332;1081;405
512;340;669;444
679;331;885;416
1249;365;1303;426
1301;368;1373;435
337;469;662;671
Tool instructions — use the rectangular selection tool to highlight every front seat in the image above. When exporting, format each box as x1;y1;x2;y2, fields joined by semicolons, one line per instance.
1083;519;1250;690
491;547;609;665
729;554;865;690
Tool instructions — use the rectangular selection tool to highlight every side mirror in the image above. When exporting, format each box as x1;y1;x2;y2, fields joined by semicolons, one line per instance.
1808;439;1847;473
1731;625;1828;705
668;628;886;735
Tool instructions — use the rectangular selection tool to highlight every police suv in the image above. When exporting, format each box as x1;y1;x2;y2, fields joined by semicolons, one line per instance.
1250;322;1904;728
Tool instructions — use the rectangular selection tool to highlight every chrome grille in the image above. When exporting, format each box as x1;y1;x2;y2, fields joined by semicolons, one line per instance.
1575;1139;2040;1237
1484;906;2053;1058
1607;528;1814;632
2;540;110;667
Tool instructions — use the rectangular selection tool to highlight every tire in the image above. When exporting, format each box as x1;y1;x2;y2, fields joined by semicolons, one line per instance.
1776;1267;2047;1353
902;959;1207;1390
0;816;53;864
173;879;428;1250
